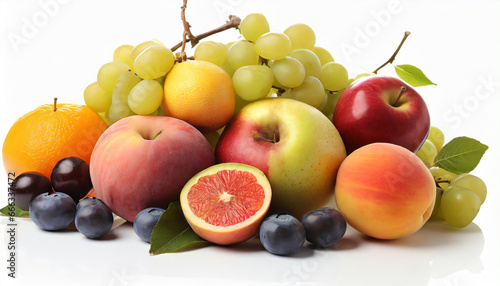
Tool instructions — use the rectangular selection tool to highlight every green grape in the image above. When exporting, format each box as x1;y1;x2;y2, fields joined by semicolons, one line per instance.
97;61;131;92
226;41;236;48
441;186;481;228
154;75;166;87
227;40;259;70
194;41;227;67
113;44;134;69
98;111;112;126
428;126;445;152
450;173;487;204
283;23;316;50
354;72;375;80
282;76;324;108
270;57;305;88
321;91;343;117
234;92;252;115
156;104;166;116
239;13;270;42
430;167;457;189
108;72;141;122
133;46;175;80
221;62;235;77
128;79;163;115
416;140;437;168
266;87;278;98
84;82;112;113
232;65;274;101
319;62;349;91
317;92;328;112
289;49;321;78
130;40;164;63
311;46;334;66
255;32;291;60
430;186;444;220
272;79;288;91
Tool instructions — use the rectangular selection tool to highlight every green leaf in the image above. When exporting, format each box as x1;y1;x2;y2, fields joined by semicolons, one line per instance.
433;136;488;174
0;204;30;218
149;201;211;255
393;64;436;87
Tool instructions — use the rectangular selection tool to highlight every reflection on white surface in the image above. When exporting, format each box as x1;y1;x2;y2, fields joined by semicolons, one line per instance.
0;217;490;286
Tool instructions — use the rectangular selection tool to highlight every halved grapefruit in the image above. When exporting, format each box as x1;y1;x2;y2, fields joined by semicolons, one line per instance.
180;163;272;245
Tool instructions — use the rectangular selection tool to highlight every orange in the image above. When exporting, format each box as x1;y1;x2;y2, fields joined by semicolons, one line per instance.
180;163;272;245
2;100;108;179
163;60;235;132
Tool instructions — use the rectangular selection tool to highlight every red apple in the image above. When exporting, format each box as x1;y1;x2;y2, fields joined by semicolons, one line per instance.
332;75;430;154
90;115;215;222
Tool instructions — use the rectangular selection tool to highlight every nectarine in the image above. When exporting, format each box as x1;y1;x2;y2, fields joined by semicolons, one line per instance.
334;143;435;239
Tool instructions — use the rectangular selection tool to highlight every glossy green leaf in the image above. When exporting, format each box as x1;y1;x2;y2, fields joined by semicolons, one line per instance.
0;204;30;218
149;201;211;255
433;136;488;174
394;64;436;87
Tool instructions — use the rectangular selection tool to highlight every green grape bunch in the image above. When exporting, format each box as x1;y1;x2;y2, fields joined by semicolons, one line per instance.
417;126;487;229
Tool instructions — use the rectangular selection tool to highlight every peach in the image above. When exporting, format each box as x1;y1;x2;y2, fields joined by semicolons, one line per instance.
90;115;215;222
334;143;435;239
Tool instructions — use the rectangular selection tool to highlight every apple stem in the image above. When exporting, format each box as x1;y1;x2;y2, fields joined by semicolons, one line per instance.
53;98;57;112
171;0;241;54
253;129;280;143
372;31;411;74
391;86;406;106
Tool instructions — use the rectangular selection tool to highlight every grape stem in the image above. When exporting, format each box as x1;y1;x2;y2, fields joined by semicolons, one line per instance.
53;98;58;112
171;0;241;52
181;31;188;62
272;86;286;96
180;0;196;47
372;31;411;74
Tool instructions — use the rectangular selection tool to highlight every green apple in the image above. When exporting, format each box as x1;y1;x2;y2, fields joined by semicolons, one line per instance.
215;98;346;217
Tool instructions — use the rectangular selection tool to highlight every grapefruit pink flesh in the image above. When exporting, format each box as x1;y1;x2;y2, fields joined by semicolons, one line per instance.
180;163;272;245
188;170;265;227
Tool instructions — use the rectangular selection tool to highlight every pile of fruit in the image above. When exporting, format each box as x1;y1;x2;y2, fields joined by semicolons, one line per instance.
2;1;489;257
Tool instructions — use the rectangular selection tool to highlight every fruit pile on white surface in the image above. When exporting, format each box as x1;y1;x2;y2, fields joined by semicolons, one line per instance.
2;1;489;257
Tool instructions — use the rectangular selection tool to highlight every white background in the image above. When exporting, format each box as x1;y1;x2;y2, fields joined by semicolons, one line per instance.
1;0;499;285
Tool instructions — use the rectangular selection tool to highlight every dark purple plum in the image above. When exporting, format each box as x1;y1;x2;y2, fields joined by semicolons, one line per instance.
11;171;53;210
51;157;93;203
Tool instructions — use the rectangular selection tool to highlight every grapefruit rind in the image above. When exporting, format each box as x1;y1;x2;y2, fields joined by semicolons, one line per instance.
180;163;272;245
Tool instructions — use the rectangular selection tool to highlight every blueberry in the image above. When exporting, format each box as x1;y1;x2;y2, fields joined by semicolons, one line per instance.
300;207;346;248
133;207;165;243
29;192;76;231
76;197;108;213
259;213;306;256
75;203;114;239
